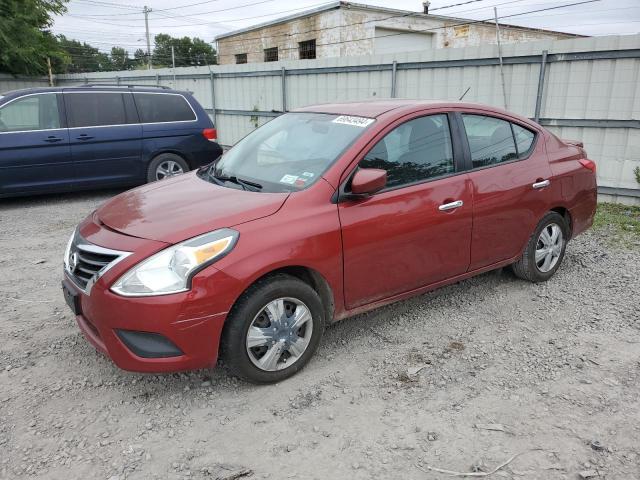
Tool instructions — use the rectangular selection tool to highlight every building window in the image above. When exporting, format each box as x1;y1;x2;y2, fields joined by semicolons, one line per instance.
264;47;278;62
298;39;316;60
235;53;247;64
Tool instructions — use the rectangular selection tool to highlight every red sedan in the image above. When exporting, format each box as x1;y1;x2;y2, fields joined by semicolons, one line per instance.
62;100;597;383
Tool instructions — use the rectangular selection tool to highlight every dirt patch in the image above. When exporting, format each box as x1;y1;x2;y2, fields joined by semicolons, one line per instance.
1;191;639;479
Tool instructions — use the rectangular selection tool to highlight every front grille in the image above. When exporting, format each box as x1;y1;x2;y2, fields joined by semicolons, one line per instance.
65;233;129;292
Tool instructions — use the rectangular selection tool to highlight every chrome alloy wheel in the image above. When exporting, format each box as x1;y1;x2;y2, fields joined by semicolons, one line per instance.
155;160;184;180
535;223;564;273
245;297;313;372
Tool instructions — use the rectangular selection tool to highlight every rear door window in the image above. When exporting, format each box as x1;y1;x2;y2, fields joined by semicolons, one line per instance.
0;94;60;132
133;93;196;123
462;114;518;168
65;92;127;128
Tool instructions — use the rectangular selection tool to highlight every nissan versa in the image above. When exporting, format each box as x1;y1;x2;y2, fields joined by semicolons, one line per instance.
62;100;597;383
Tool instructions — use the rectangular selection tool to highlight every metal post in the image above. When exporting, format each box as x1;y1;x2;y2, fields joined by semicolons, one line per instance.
494;7;508;110
209;72;216;128
281;66;287;112
534;50;548;123
391;60;397;98
171;46;176;86
143;6;152;70
116;76;121;86
155;73;159;86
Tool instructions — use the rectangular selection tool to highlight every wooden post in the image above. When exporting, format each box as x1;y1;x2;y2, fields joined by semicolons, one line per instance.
47;57;54;86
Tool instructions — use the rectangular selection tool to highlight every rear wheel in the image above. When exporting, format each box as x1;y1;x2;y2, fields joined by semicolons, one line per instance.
220;274;325;384
147;153;189;183
512;212;569;282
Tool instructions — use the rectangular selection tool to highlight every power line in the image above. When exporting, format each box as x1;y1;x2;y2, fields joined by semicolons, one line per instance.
67;0;280;19
66;0;222;16
56;0;604;56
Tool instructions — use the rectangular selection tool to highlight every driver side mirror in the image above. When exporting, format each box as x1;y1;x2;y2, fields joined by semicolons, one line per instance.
351;168;387;196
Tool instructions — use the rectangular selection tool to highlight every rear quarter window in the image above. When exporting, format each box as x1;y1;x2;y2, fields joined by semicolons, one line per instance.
512;124;536;158
133;93;196;123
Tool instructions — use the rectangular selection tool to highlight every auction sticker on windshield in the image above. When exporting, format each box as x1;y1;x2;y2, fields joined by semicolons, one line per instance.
332;116;374;128
279;174;299;185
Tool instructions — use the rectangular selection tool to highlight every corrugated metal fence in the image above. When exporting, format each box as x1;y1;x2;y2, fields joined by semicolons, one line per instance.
2;34;639;202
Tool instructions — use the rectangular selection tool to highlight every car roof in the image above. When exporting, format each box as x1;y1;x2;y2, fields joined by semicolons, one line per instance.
1;86;191;98
293;99;532;123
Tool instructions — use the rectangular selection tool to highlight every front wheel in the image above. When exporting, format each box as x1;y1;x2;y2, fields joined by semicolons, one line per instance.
220;274;325;384
512;212;569;282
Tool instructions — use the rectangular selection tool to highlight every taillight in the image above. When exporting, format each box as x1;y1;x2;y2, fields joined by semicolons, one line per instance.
202;128;217;142
578;159;596;173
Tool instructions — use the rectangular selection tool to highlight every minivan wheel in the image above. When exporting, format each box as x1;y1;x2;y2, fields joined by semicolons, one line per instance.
220;274;324;384
512;212;569;282
147;153;189;182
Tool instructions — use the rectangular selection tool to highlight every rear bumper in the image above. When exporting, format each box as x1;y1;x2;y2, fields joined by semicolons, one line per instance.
569;185;598;238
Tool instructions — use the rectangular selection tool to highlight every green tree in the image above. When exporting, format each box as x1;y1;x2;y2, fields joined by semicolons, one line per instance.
55;35;113;73
152;34;216;67
133;48;148;69
0;0;69;75
110;46;133;71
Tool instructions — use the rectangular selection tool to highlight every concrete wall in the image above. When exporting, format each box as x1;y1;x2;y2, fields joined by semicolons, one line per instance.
21;34;640;204
0;74;50;93
216;6;574;65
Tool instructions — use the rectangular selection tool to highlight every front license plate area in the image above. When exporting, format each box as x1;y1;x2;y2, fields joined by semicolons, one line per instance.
62;281;81;315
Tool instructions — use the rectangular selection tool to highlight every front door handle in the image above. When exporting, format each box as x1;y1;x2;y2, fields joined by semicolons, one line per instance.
438;200;464;211
532;179;550;189
44;136;63;143
76;134;94;141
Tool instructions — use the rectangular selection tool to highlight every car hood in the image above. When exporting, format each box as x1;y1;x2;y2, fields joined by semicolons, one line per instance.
97;172;289;244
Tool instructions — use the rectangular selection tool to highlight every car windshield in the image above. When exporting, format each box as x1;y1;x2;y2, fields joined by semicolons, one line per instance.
200;112;374;193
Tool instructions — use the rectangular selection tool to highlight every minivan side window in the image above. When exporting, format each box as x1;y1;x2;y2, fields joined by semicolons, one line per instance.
133;93;196;123
462;114;518;168
66;92;127;128
360;114;455;189
0;94;60;132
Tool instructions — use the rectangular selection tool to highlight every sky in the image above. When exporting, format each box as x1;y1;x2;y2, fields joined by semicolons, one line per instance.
51;0;640;54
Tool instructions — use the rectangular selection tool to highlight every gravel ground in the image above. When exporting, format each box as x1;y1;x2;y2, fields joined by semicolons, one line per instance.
1;191;639;480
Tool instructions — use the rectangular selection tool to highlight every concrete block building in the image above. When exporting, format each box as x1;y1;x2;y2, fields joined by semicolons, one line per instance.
215;1;581;65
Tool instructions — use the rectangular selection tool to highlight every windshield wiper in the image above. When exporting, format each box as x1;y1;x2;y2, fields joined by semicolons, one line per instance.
209;169;262;191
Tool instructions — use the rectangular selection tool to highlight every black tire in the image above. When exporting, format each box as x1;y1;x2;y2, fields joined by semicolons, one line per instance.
146;153;189;183
220;274;325;384
512;211;569;282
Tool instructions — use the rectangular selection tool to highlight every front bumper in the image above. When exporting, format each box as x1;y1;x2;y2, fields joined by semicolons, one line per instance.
63;217;243;373
65;275;228;372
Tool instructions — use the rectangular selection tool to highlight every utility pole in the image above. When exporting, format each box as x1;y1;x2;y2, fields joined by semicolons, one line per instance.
143;5;152;70
46;57;54;86
171;45;176;85
494;7;508;110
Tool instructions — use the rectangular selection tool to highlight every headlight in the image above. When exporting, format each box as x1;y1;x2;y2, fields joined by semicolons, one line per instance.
110;228;238;297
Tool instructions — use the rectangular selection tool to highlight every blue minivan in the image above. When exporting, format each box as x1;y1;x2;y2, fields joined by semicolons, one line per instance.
0;85;222;198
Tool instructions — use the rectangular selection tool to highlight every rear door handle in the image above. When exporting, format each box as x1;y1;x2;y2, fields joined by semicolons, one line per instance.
44;136;63;143
76;134;94;141
532;179;550;189
438;200;464;211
